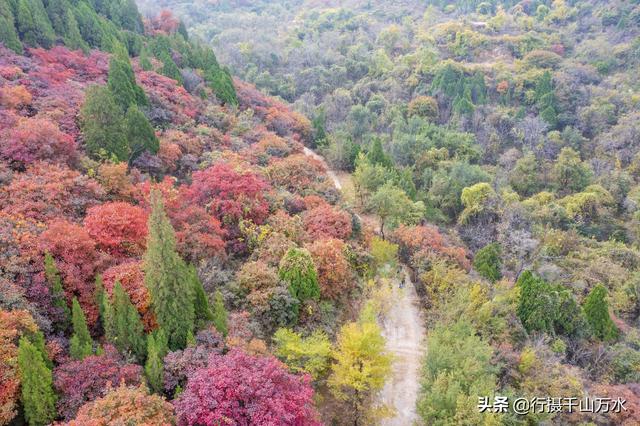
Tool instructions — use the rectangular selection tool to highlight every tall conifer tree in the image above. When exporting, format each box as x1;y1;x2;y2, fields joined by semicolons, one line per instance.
143;191;195;350
69;297;93;359
18;337;57;426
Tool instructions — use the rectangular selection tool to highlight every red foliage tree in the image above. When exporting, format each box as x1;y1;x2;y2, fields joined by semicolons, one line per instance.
134;178;226;262
303;204;352;241
174;349;320;426
306;238;351;300
101;261;154;330
84;202;148;257
0;162;104;222
266;154;327;193
0;117;77;168
54;346;142;420
40;220;101;326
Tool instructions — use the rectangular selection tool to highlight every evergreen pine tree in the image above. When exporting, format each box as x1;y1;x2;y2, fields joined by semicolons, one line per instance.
44;252;70;332
366;137;392;168
62;9;88;52
16;0;39;47
279;248;320;302
189;265;214;327
139;45;153;71
205;66;237;105
16;0;55;48
584;284;619;341
473;243;502;282
74;2;103;47
0;4;23;53
159;51;183;85
69;297;93;359
186;329;196;347
211;290;228;337
105;281;146;361
80;85;129;161
143;191;195;350
124;104;158;161
95;274;106;321
144;329;167;394
108;57;140;112
18;337;57;426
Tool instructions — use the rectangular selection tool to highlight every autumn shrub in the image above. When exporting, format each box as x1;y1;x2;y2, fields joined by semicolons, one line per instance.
306;238;352;300
53;346;142;420
84;202;148;257
174;349;320;425
68;384;175;426
303;204;353;241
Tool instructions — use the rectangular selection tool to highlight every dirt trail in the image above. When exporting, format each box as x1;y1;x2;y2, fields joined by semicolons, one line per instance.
303;147;426;425
379;268;425;425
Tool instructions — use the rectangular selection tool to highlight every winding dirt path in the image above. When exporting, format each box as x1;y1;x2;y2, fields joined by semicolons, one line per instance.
303;147;426;425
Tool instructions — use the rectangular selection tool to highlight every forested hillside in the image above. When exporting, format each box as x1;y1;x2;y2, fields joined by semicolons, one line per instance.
135;0;640;424
2;0;640;425
0;1;397;425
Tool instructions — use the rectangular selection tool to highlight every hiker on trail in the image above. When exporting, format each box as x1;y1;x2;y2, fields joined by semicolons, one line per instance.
399;274;405;289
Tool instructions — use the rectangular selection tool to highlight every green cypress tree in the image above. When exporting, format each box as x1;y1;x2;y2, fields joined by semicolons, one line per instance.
144;329;167;394
107;57;138;112
211;290;228;337
516;270;556;334
186;329;196;347
473;243;502;282
95;274;105;321
366;137;392;168
189;265;214;327
584;284;619;341
0;4;23;53
143;191;195;350
62;9;88;52
44;252;70;332
159;51;183;85
80;85;129;161
69;297;93;360
124;104;158;161
15;0;38;47
74;1;103;47
106;281;146;361
205;66;237;105
18;337;57;426
139;45;153;71
279;248;320;302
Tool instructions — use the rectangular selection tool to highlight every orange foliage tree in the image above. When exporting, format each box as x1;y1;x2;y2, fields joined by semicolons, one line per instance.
306;238;352;300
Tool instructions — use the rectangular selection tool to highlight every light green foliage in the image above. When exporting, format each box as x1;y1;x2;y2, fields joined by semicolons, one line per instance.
70;297;93;360
18;337;56;426
509;153;542;197
459;182;497;224
279;247;320;302
552;147;593;193
473;243;502;282
583;284;619;341
145;330;167;394
159;51;183;85
144;191;195;350
417;320;498;425
0;3;23;53
15;0;55;48
370;236;398;270
44;252;69;332
367;182;425;238
103;281;146;361
273;328;332;379
189;265;214;328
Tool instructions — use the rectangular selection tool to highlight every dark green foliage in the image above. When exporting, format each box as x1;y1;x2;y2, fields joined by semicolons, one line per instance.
103;281;146;361
535;70;559;128
367;137;393;168
205;65;237;105
583;284;619;341
159;51;183;85
139;45;153;71
516;271;585;337
279;248;320;302
189;265;214;328
473;243;502;282
144;191;195;350
69;297;93;360
44;252;70;332
211;290;228;337
108;56;147;112
80;85;129;161
74;2;103;47
18;337;56;426
124;105;158;160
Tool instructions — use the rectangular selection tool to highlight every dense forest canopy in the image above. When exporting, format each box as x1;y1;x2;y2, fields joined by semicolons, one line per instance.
1;0;640;425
